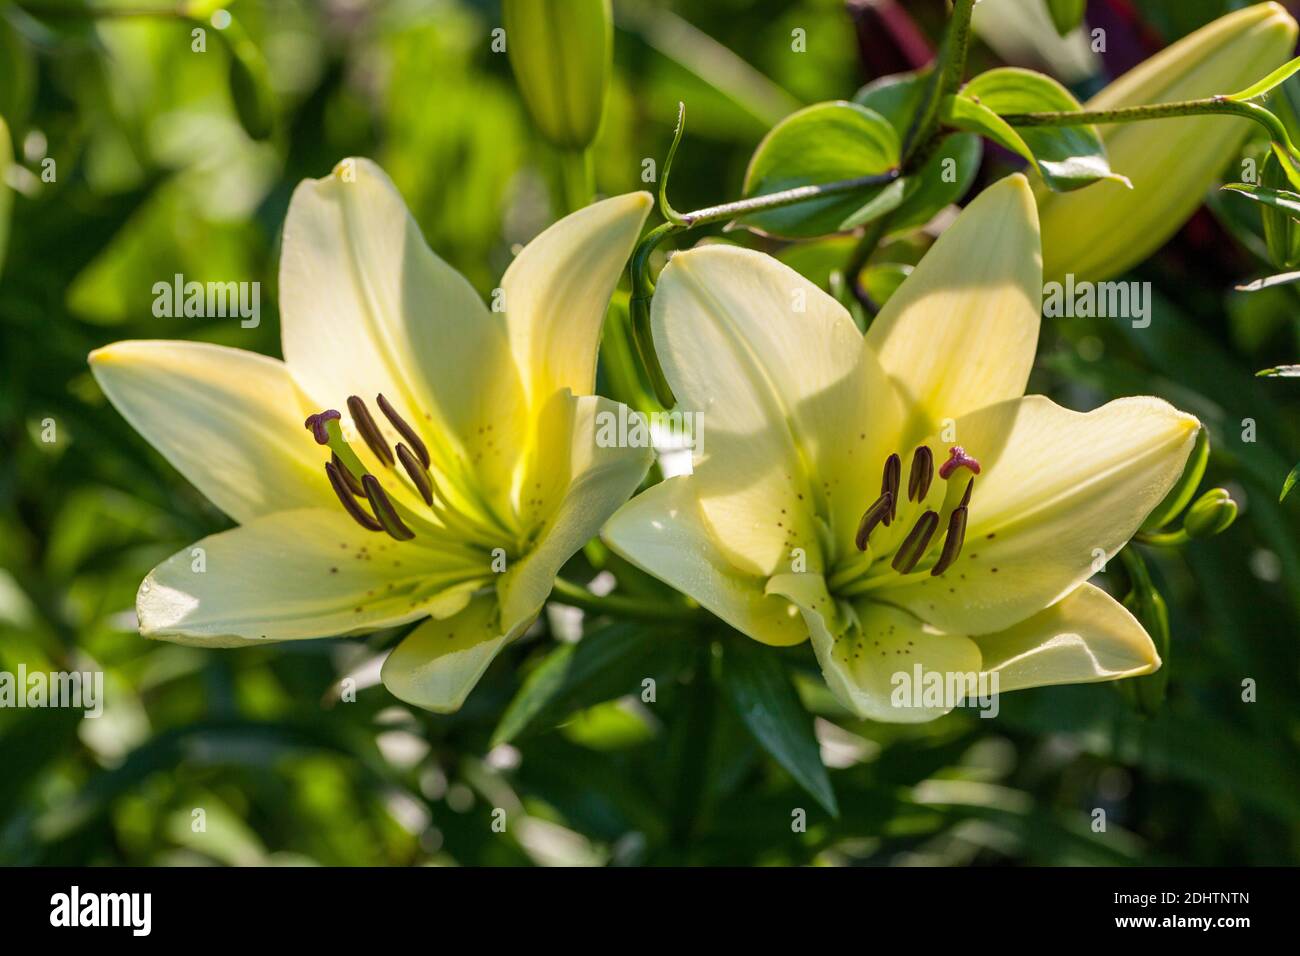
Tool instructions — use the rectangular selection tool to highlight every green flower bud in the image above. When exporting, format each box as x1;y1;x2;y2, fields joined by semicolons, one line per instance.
503;0;612;151
1124;583;1170;716
1260;151;1300;268
1183;487;1239;538
1141;426;1208;532
1038;3;1298;282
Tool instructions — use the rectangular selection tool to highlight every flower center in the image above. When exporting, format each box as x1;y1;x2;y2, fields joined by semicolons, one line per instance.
305;394;510;550
828;444;978;596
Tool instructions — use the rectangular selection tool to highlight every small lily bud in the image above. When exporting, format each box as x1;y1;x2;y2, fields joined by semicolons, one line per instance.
1260;152;1300;268
503;0;612;150
1037;3;1298;282
1141;426;1208;532
1183;488;1239;538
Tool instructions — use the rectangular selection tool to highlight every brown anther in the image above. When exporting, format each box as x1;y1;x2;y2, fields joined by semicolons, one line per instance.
930;506;968;577
881;453;901;521
396;442;433;506
891;510;938;574
331;453;364;496
362;475;415;541
347;396;395;467
908;446;934;502
324;461;382;532
377;393;431;470
855;493;893;551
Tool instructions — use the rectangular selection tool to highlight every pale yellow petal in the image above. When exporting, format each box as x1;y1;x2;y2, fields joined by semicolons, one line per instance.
279;157;527;502
651;244;870;575
769;573;981;723
501;191;652;405
885;395;1199;634
973;583;1159;691
89;340;331;523
865;174;1042;434
604;478;808;647
498;393;653;629
137;509;488;645
381;595;514;713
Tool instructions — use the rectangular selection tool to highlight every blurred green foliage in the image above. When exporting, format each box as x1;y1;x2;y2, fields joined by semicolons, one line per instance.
1;0;1298;866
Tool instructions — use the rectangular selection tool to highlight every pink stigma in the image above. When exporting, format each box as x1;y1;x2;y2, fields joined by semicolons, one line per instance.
305;409;341;445
938;445;981;480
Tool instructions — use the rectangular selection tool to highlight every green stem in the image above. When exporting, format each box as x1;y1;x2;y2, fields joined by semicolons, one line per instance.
844;213;892;314
1000;97;1296;152
904;0;977;159
551;577;704;622
559;147;595;214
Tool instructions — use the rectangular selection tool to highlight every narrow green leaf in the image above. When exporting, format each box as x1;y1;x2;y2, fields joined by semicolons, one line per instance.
1281;462;1300;501
720;639;838;817
492;623;682;745
1222;182;1300;217
1045;0;1087;37
946;68;1131;192
740;101;902;238
1227;54;1300;102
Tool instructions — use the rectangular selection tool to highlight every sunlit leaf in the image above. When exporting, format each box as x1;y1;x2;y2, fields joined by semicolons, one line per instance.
740;101;903;238
945;68;1130;191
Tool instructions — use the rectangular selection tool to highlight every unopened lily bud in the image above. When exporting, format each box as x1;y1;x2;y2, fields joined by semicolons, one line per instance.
1141;426;1208;532
1260;152;1300;268
1183;488;1239;538
1037;3;1298;282
503;0;612;150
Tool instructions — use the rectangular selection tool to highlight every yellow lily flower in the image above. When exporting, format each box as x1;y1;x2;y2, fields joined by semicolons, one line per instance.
89;158;653;712
604;174;1199;722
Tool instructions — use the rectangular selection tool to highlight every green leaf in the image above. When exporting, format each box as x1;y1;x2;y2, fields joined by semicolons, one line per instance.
1281;462;1300;501
892;133;982;231
1045;0;1087;36
492;623;683;745
1119;550;1170;717
740;101;903;238
720;639;837;817
1222;182;1300;217
853;69;929;133
1227;54;1300;101
854;72;982;232
860;261;912;308
945;68;1131;192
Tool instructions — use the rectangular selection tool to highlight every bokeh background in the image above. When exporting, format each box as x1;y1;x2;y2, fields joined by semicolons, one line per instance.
1;0;1298;866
